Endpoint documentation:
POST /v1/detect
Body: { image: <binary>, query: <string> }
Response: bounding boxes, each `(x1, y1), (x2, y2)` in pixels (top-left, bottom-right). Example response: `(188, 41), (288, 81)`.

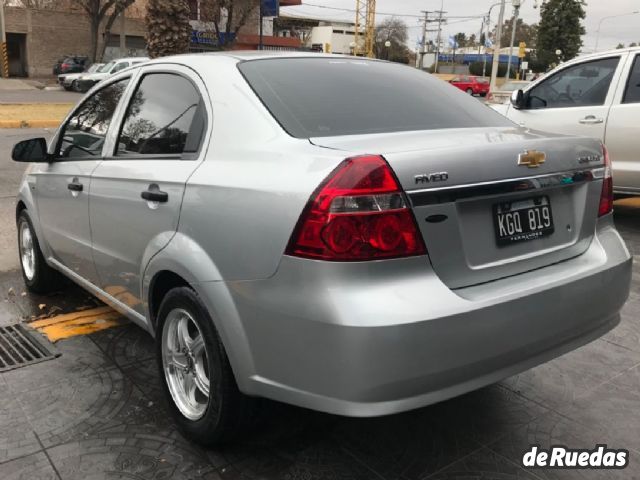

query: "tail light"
(286, 155), (426, 261)
(61, 63), (70, 69)
(598, 144), (613, 217)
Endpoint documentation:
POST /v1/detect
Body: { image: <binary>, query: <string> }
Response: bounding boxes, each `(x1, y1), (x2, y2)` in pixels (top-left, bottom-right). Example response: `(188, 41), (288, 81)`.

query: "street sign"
(261, 0), (280, 17)
(521, 61), (529, 70)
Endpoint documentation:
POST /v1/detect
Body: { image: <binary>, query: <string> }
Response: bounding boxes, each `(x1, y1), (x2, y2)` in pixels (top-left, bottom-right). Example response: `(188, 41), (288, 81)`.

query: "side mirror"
(12, 138), (50, 163)
(511, 89), (526, 109)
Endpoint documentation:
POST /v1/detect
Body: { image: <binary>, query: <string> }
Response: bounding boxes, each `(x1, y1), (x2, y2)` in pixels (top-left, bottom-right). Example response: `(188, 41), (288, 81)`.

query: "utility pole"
(433, 10), (445, 73)
(419, 11), (429, 69)
(0, 0), (8, 78)
(489, 0), (506, 94)
(505, 0), (520, 80)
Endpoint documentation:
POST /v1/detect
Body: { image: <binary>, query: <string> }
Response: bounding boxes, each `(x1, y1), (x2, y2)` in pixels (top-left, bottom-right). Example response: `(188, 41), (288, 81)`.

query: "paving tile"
(121, 357), (163, 400)
(488, 410), (640, 480)
(0, 388), (41, 464)
(1, 335), (115, 393)
(0, 452), (59, 480)
(47, 434), (220, 480)
(501, 338), (640, 411)
(218, 438), (376, 480)
(426, 384), (549, 447)
(330, 409), (481, 480)
(0, 298), (22, 327)
(425, 447), (540, 480)
(558, 369), (640, 455)
(604, 295), (640, 353)
(19, 367), (168, 449)
(89, 323), (155, 368)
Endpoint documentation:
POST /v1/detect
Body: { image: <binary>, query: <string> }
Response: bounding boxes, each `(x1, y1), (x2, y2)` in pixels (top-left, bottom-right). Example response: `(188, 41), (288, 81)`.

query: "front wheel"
(156, 287), (256, 445)
(466, 88), (474, 95)
(17, 210), (59, 293)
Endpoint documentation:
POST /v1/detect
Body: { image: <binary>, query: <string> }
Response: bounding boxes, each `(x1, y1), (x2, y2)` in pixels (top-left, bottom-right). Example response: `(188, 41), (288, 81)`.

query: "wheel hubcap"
(162, 308), (210, 420)
(19, 221), (36, 281)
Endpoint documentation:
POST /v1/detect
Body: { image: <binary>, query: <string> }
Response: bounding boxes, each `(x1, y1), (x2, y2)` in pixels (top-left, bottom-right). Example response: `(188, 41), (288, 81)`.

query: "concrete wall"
(5, 7), (146, 77)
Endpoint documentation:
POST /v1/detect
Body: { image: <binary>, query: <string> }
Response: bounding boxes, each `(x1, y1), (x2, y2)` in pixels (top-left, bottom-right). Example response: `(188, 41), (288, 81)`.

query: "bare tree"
(72, 0), (136, 62)
(206, 0), (259, 48)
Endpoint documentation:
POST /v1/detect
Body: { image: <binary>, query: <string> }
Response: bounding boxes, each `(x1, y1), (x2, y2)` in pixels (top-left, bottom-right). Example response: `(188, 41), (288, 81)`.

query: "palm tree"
(146, 0), (191, 58)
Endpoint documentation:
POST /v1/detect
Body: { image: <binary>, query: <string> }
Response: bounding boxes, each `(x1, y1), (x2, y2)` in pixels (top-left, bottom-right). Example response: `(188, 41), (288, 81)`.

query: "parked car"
(58, 63), (104, 91)
(486, 80), (531, 104)
(75, 57), (149, 92)
(491, 47), (640, 195)
(12, 53), (631, 445)
(449, 75), (491, 96)
(52, 56), (88, 75)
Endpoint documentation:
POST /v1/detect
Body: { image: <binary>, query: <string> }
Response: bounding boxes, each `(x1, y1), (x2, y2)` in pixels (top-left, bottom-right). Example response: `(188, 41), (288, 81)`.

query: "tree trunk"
(146, 0), (191, 58)
(89, 16), (101, 63)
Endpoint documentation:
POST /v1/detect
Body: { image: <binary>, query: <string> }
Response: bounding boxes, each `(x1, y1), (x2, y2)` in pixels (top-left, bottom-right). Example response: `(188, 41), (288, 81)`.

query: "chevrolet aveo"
(12, 53), (632, 445)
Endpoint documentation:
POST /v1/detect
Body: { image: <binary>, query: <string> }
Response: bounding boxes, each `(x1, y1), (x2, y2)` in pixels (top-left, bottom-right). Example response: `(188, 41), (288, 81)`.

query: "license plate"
(493, 196), (554, 246)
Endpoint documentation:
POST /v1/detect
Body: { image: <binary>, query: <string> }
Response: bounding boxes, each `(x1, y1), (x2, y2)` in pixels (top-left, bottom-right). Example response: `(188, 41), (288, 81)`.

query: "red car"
(448, 75), (490, 96)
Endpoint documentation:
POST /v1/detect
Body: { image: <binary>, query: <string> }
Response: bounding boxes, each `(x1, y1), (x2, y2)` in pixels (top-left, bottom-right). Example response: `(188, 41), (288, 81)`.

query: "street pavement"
(0, 89), (83, 104)
(1, 128), (640, 479)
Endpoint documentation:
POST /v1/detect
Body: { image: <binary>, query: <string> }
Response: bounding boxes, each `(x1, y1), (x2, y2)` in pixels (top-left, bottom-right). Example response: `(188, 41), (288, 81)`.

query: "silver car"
(12, 52), (632, 445)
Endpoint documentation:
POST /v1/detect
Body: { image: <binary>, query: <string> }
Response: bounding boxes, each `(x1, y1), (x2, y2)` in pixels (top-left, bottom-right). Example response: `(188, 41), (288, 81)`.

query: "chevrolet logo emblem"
(518, 150), (546, 168)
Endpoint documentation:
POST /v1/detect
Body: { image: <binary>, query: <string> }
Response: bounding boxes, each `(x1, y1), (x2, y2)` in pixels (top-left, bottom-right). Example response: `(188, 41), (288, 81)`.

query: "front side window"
(527, 57), (620, 109)
(623, 55), (640, 104)
(117, 73), (202, 156)
(112, 62), (129, 73)
(57, 78), (129, 158)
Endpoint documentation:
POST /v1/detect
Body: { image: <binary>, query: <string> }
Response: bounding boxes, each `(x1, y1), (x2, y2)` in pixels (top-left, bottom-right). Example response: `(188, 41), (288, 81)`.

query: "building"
(3, 2), (147, 77)
(2, 0), (302, 78)
(189, 0), (303, 52)
(274, 14), (360, 54)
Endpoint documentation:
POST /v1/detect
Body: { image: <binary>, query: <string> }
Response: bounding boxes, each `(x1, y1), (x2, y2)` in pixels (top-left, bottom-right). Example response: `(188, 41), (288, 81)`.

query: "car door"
(506, 55), (626, 139)
(34, 77), (130, 284)
(89, 65), (209, 317)
(605, 52), (640, 193)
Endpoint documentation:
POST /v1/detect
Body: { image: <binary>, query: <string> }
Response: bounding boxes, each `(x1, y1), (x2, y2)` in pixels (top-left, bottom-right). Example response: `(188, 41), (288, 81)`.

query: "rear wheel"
(157, 287), (255, 445)
(17, 210), (59, 293)
(71, 80), (78, 91)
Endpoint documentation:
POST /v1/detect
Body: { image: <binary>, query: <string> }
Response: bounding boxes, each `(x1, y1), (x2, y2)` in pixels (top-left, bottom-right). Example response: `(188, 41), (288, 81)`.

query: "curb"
(0, 120), (60, 128)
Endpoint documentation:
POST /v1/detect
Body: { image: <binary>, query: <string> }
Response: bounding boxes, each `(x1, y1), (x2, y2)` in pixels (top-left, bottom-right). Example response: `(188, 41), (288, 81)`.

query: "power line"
(284, 2), (484, 20)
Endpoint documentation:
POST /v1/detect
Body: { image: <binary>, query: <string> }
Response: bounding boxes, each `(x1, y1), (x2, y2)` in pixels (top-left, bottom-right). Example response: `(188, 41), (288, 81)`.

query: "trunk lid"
(311, 126), (605, 289)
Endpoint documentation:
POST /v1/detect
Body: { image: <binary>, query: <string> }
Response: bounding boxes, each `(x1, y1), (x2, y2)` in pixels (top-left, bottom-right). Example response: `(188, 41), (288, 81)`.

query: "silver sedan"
(11, 52), (632, 445)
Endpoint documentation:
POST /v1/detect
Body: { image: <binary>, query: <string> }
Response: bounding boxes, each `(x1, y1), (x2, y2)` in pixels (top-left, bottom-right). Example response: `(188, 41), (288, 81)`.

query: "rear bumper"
(202, 216), (631, 417)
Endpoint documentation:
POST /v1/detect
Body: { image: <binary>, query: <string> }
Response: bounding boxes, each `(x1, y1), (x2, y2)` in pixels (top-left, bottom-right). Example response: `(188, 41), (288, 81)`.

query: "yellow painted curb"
(0, 103), (73, 129)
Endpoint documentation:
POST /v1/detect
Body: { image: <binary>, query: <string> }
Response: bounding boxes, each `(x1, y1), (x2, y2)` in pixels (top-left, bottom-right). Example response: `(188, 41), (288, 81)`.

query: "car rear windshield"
(238, 58), (512, 138)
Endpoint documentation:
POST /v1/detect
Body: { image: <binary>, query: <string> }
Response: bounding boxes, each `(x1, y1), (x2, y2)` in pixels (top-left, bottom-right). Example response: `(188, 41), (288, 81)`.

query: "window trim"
(53, 76), (132, 162)
(110, 70), (207, 161)
(622, 54), (640, 104)
(525, 55), (622, 110)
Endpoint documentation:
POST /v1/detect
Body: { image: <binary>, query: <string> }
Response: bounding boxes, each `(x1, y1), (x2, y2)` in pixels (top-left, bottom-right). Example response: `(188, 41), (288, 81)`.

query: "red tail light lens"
(286, 155), (427, 261)
(598, 145), (613, 217)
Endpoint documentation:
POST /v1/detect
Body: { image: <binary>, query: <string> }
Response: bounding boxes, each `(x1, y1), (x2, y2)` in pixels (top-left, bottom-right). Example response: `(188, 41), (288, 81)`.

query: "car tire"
(466, 88), (474, 95)
(17, 210), (59, 294)
(156, 286), (256, 445)
(71, 80), (78, 92)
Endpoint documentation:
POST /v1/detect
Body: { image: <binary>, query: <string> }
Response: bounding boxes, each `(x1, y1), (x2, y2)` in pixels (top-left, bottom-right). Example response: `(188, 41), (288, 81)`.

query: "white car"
(76, 57), (149, 92)
(491, 47), (640, 195)
(58, 63), (104, 91)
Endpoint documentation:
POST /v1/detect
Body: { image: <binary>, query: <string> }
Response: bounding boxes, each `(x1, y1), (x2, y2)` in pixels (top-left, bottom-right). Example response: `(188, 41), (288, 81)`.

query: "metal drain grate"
(0, 324), (59, 372)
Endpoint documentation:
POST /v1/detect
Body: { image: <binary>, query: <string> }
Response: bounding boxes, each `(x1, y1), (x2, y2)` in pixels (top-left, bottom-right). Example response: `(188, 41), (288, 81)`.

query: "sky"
(281, 0), (640, 53)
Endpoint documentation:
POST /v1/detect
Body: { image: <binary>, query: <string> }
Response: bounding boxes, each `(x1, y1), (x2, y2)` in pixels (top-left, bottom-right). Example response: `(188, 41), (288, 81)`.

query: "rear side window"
(623, 55), (640, 104)
(238, 58), (511, 138)
(117, 73), (204, 156)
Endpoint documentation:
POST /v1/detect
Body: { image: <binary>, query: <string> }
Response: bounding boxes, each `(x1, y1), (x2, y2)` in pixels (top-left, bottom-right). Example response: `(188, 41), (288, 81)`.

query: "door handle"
(579, 115), (604, 125)
(141, 190), (168, 203)
(67, 181), (83, 192)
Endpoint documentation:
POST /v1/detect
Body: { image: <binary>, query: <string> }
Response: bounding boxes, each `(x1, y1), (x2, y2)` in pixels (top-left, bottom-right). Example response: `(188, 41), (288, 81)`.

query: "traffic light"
(519, 42), (527, 58)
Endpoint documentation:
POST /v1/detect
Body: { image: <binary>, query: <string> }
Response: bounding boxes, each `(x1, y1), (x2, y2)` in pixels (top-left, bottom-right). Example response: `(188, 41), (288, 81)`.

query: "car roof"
(569, 46), (640, 63)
